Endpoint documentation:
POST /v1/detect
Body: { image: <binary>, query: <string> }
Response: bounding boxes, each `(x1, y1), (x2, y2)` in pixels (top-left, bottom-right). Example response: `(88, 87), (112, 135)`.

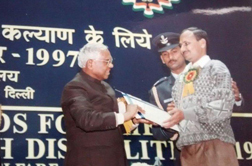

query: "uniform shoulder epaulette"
(153, 77), (168, 87)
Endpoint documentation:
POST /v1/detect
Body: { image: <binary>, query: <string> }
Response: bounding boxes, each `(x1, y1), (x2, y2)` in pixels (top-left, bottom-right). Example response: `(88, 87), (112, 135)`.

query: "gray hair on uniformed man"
(78, 42), (108, 68)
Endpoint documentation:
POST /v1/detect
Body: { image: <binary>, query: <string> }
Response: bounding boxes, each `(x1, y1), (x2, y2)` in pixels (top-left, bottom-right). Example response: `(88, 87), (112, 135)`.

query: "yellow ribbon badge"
(182, 68), (199, 97)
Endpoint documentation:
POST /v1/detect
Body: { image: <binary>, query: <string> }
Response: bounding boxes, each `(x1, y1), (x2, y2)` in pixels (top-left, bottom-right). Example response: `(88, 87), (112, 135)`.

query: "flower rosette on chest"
(183, 68), (199, 83)
(182, 68), (199, 97)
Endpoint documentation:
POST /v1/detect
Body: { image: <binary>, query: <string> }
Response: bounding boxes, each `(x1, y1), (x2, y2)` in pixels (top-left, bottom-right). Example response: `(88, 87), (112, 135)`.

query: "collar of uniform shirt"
(171, 72), (179, 79)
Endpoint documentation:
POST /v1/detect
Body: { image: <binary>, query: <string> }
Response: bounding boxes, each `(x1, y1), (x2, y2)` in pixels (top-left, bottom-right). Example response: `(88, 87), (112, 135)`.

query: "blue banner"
(0, 0), (251, 165)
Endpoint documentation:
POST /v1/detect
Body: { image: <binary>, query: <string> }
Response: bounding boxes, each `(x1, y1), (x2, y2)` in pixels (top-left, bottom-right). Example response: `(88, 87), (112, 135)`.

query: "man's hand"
(162, 108), (184, 129)
(232, 81), (241, 101)
(123, 104), (144, 122)
(170, 133), (179, 141)
(167, 102), (175, 112)
(133, 118), (153, 125)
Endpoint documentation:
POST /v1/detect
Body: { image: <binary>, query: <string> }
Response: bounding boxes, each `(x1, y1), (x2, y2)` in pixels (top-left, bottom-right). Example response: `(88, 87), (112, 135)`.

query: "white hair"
(78, 43), (108, 68)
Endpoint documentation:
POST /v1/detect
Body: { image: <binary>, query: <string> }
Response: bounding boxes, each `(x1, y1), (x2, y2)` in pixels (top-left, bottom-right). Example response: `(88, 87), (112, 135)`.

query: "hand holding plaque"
(116, 90), (180, 132)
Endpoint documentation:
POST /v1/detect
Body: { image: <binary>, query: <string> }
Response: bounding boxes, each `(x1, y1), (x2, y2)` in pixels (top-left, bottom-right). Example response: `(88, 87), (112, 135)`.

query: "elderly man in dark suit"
(61, 42), (141, 166)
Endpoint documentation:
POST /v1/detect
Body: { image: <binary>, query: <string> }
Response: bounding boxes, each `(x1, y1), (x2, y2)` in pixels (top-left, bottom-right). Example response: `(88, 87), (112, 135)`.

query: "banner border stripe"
(1, 105), (252, 117)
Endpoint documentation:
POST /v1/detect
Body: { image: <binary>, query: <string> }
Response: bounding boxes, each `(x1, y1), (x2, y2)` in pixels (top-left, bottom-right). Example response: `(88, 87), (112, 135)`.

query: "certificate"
(116, 90), (180, 132)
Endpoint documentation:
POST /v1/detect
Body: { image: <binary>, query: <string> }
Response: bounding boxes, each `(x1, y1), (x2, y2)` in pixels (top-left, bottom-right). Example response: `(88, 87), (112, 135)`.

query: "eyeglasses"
(92, 58), (113, 66)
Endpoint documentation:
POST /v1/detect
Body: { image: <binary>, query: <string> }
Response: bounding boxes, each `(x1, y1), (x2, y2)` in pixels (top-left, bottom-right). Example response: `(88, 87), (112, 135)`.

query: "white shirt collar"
(187, 55), (211, 69)
(178, 55), (211, 83)
(171, 72), (179, 79)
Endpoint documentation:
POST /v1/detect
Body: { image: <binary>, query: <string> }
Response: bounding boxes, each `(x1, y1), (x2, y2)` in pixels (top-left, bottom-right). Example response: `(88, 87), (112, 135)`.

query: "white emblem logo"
(160, 35), (170, 45)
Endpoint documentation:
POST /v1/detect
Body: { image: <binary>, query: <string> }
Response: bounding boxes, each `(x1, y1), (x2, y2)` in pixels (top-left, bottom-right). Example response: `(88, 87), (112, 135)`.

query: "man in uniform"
(149, 32), (185, 166)
(149, 32), (185, 141)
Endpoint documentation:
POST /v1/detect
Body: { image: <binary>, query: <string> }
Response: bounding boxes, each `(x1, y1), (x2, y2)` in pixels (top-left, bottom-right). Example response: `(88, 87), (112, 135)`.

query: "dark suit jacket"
(149, 75), (177, 141)
(61, 71), (127, 166)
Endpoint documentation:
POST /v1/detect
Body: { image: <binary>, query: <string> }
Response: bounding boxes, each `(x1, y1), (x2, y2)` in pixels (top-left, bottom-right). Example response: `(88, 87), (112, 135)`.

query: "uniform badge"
(160, 35), (170, 45)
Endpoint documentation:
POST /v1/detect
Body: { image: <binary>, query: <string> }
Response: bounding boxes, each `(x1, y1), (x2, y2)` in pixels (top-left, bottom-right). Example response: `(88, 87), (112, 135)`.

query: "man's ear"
(199, 38), (206, 49)
(160, 55), (165, 64)
(86, 59), (93, 69)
